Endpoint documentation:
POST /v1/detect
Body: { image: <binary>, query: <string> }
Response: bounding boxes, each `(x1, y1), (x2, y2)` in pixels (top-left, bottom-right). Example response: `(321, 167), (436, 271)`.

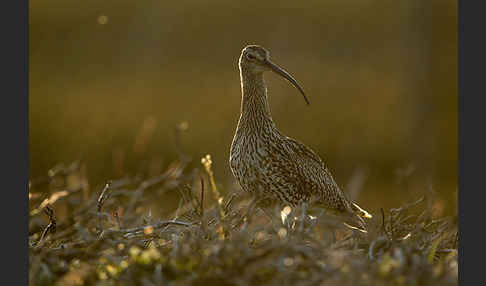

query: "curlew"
(229, 45), (372, 229)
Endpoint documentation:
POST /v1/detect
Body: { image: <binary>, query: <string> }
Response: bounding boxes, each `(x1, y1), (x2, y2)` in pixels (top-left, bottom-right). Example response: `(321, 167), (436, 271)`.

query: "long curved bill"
(264, 59), (310, 105)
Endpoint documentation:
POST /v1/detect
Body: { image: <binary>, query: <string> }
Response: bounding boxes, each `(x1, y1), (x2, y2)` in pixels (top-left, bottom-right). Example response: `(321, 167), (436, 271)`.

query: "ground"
(29, 157), (458, 286)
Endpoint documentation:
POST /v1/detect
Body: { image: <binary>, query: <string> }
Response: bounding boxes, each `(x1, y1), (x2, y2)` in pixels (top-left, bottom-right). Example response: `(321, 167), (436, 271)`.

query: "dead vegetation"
(29, 156), (458, 286)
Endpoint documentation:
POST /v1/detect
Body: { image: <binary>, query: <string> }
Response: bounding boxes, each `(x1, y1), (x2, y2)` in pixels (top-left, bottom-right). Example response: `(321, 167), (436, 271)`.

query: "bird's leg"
(240, 195), (260, 231)
(298, 201), (308, 233)
(258, 205), (275, 225)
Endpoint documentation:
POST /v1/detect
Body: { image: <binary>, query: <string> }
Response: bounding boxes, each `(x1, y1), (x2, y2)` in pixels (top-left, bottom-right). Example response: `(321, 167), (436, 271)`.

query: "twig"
(143, 238), (154, 249)
(390, 196), (424, 213)
(38, 205), (56, 246)
(200, 177), (205, 216)
(201, 155), (225, 218)
(454, 231), (458, 249)
(368, 237), (388, 260)
(224, 193), (237, 213)
(113, 211), (122, 229)
(101, 220), (193, 237)
(97, 181), (112, 212)
(173, 198), (184, 220)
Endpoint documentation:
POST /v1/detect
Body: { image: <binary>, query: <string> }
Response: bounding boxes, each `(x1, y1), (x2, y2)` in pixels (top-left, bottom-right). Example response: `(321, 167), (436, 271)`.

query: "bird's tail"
(351, 202), (372, 219)
(341, 202), (372, 233)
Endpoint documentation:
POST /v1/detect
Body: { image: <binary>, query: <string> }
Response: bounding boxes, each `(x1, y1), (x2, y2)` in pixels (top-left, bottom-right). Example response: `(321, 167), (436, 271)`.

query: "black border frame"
(459, 1), (484, 284)
(3, 0), (472, 283)
(2, 0), (29, 284)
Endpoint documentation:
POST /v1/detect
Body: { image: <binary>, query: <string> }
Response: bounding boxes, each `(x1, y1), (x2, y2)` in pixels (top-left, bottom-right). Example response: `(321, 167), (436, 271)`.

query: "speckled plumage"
(229, 45), (371, 225)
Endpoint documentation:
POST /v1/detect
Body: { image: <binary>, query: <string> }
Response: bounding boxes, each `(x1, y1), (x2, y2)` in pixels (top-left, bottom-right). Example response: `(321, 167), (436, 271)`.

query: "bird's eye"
(246, 53), (256, 60)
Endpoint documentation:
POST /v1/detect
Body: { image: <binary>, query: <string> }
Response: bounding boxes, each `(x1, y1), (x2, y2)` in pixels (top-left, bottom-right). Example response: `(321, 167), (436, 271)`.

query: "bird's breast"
(230, 130), (271, 182)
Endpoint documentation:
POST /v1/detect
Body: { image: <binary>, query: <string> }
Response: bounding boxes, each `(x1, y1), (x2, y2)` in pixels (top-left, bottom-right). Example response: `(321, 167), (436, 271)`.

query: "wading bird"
(229, 45), (372, 230)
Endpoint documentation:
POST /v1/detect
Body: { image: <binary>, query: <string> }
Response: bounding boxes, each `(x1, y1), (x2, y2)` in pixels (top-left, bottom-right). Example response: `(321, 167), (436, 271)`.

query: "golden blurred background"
(30, 0), (457, 215)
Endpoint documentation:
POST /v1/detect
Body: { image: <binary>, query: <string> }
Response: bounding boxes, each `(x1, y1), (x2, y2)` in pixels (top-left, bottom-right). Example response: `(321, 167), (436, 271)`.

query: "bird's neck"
(238, 67), (274, 129)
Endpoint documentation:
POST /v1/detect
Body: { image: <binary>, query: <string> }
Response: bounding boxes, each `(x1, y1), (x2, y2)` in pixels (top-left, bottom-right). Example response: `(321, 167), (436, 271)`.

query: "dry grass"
(29, 155), (457, 286)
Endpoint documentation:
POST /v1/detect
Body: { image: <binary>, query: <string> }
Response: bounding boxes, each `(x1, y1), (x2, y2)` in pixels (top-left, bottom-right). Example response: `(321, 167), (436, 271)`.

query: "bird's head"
(239, 45), (310, 105)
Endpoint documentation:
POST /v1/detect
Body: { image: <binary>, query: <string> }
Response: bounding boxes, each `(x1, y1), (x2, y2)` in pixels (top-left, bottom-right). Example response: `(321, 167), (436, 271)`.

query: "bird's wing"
(284, 137), (373, 219)
(280, 136), (355, 214)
